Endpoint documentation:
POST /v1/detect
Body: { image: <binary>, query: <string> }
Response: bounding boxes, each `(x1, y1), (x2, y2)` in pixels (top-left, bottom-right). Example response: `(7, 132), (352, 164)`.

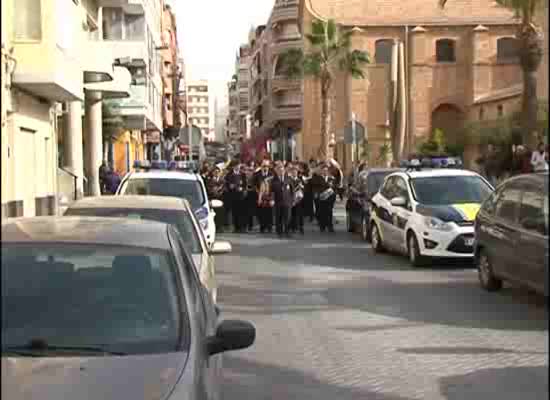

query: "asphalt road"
(217, 202), (548, 400)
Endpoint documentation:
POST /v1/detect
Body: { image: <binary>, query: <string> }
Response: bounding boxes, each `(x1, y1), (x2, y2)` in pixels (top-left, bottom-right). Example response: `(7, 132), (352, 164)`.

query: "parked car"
(346, 168), (401, 241)
(1, 216), (255, 400)
(64, 195), (230, 303)
(370, 167), (494, 267)
(116, 169), (222, 248)
(474, 172), (548, 296)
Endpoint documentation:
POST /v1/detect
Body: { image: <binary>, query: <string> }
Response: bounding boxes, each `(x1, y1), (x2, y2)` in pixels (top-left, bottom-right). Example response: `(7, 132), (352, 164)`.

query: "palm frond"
(305, 33), (325, 46)
(326, 20), (337, 43)
(339, 49), (370, 78)
(303, 52), (323, 77)
(278, 48), (305, 78)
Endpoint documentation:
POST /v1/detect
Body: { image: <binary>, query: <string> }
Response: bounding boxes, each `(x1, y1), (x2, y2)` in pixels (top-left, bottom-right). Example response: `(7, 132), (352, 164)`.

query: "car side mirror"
(211, 241), (232, 254)
(206, 320), (256, 356)
(210, 199), (223, 208)
(390, 196), (407, 207)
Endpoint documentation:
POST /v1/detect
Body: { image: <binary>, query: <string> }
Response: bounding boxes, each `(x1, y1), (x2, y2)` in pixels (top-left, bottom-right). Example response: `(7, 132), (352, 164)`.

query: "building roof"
(67, 195), (191, 212)
(473, 84), (523, 105)
(1, 217), (172, 251)
(303, 0), (519, 27)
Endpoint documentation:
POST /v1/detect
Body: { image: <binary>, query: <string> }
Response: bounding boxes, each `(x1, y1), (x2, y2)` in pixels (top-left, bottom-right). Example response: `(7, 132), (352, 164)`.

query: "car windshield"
(1, 244), (187, 356)
(64, 208), (203, 254)
(411, 176), (493, 205)
(122, 179), (205, 210)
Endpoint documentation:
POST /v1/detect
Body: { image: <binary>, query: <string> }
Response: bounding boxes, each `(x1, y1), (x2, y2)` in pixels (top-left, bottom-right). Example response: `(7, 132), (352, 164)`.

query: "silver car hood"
(2, 352), (187, 400)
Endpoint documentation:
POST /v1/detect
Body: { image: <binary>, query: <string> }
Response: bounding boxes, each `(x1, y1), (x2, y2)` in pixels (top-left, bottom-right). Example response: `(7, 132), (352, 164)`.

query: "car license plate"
(464, 238), (474, 246)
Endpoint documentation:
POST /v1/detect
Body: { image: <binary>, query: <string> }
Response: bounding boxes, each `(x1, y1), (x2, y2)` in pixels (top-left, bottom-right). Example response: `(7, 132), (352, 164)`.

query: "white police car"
(116, 161), (222, 247)
(369, 159), (494, 267)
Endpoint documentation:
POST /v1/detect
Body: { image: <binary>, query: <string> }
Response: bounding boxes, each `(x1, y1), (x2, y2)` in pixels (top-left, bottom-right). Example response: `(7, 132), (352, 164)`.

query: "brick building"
(298, 0), (523, 171)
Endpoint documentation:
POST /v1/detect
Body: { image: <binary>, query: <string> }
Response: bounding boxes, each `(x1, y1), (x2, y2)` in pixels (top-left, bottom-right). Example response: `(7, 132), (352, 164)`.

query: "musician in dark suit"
(271, 162), (293, 238)
(289, 164), (305, 234)
(310, 163), (325, 225)
(317, 164), (337, 233)
(253, 159), (274, 233)
(224, 161), (247, 233)
(207, 167), (225, 232)
(243, 166), (257, 232)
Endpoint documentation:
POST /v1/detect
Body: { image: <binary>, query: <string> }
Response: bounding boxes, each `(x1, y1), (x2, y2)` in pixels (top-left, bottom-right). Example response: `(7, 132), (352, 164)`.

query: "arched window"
(497, 37), (519, 61)
(436, 39), (456, 62)
(375, 39), (393, 64)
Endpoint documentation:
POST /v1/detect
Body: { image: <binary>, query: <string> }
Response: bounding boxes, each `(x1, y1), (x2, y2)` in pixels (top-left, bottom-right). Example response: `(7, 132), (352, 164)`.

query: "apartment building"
(245, 0), (303, 162)
(99, 0), (164, 175)
(227, 77), (240, 148)
(299, 0), (523, 171)
(1, 0), (131, 218)
(186, 80), (211, 140)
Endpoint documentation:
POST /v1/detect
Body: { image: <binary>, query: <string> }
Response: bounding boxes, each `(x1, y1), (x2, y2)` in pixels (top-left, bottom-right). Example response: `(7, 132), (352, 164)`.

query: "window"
(1, 243), (184, 354)
(164, 94), (171, 110)
(481, 188), (501, 216)
(13, 0), (42, 40)
(125, 13), (145, 40)
(436, 39), (456, 62)
(381, 177), (397, 199)
(102, 7), (123, 40)
(495, 183), (521, 223)
(519, 185), (546, 235)
(120, 179), (205, 210)
(394, 177), (410, 201)
(497, 104), (504, 117)
(479, 107), (485, 121)
(411, 176), (493, 205)
(375, 39), (393, 64)
(497, 37), (519, 61)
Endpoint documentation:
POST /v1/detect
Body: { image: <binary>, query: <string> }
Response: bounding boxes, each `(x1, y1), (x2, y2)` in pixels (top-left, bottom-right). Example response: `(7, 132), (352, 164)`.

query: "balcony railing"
(272, 106), (302, 122)
(271, 40), (302, 57)
(271, 1), (300, 26)
(104, 85), (146, 113)
(272, 76), (301, 93)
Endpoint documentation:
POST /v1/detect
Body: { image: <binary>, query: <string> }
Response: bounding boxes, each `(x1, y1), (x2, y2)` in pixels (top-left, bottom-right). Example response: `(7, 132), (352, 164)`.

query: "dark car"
(474, 173), (548, 296)
(346, 168), (401, 241)
(1, 216), (255, 400)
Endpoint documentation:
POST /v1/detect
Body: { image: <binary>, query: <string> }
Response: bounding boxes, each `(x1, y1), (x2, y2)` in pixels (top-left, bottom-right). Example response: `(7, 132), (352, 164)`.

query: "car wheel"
(371, 223), (384, 253)
(361, 216), (370, 242)
(477, 249), (503, 292)
(346, 213), (354, 233)
(407, 232), (426, 268)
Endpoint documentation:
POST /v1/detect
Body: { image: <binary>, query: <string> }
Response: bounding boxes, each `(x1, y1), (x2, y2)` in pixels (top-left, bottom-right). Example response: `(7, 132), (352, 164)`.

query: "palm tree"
(279, 19), (370, 160)
(440, 0), (544, 144)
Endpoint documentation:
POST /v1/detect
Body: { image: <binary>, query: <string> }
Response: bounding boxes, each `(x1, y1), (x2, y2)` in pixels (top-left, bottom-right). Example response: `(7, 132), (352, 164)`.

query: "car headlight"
(423, 216), (454, 232)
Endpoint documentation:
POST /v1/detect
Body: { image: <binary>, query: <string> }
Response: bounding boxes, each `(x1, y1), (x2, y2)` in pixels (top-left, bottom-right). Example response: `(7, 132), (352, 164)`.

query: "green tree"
(278, 19), (370, 160)
(440, 0), (544, 144)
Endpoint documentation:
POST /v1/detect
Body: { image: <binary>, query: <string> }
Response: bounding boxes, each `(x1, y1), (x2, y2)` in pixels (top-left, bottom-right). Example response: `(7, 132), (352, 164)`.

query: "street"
(218, 202), (548, 400)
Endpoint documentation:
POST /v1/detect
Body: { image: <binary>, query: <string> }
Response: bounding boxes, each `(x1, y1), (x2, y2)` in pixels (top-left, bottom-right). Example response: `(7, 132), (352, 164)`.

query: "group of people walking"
(202, 158), (344, 238)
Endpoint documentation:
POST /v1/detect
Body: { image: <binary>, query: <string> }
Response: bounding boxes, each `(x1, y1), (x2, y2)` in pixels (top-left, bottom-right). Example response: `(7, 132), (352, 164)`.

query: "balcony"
(97, 0), (144, 13)
(9, 0), (84, 101)
(272, 76), (301, 93)
(270, 3), (299, 26)
(272, 106), (302, 122)
(271, 40), (302, 58)
(85, 66), (132, 99)
(103, 85), (150, 129)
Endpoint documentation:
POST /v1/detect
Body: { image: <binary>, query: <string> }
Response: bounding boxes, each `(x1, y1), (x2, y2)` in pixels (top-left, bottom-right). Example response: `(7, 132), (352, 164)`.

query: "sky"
(175, 0), (275, 106)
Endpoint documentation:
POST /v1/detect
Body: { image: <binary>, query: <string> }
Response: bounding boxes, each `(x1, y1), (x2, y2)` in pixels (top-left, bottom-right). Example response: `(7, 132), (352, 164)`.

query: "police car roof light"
(151, 160), (167, 170)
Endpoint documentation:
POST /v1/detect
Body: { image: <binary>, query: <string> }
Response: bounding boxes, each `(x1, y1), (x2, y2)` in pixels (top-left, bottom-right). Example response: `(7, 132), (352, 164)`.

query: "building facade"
(186, 80), (211, 139)
(1, 0), (131, 218)
(100, 0), (164, 175)
(299, 0), (523, 171)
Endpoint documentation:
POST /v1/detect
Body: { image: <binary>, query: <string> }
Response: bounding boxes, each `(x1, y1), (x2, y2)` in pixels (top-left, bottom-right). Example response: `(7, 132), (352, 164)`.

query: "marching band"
(203, 158), (343, 237)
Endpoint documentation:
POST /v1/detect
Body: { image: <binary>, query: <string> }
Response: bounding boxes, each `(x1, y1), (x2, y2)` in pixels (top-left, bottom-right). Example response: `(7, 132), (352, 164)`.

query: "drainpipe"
(404, 25), (411, 155)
